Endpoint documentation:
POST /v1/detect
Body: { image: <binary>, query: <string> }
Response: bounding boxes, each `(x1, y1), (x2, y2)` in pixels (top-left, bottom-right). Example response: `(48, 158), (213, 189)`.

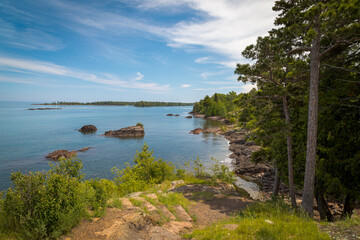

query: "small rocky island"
(46, 147), (91, 160)
(104, 124), (145, 138)
(79, 124), (97, 133)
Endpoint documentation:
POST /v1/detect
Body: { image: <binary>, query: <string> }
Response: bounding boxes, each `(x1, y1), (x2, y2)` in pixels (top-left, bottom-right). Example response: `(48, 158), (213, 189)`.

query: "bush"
(136, 122), (144, 128)
(0, 158), (87, 239)
(112, 143), (175, 195)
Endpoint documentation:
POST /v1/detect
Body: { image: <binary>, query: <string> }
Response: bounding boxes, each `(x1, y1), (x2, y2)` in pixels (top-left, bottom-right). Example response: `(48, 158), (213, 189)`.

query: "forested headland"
(37, 101), (194, 107)
(193, 0), (360, 221)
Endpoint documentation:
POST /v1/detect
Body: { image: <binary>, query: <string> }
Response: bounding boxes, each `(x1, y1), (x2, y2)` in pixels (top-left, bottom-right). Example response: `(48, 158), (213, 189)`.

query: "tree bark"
(341, 194), (355, 219)
(272, 167), (281, 198)
(316, 191), (333, 221)
(282, 95), (297, 208)
(301, 26), (321, 217)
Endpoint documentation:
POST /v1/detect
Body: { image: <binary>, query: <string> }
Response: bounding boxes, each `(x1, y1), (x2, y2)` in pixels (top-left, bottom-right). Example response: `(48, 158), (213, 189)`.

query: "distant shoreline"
(33, 101), (194, 107)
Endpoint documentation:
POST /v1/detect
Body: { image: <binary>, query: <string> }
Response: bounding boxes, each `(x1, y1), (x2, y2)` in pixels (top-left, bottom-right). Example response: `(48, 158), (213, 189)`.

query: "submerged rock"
(166, 114), (174, 116)
(78, 147), (91, 152)
(104, 125), (145, 137)
(46, 149), (77, 160)
(79, 124), (97, 133)
(189, 128), (203, 135)
(185, 116), (192, 119)
(175, 114), (180, 117)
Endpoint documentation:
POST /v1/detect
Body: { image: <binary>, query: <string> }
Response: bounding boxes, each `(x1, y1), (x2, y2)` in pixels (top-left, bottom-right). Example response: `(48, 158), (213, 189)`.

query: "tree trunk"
(282, 95), (297, 208)
(272, 167), (281, 198)
(341, 194), (355, 219)
(301, 27), (321, 217)
(316, 191), (333, 221)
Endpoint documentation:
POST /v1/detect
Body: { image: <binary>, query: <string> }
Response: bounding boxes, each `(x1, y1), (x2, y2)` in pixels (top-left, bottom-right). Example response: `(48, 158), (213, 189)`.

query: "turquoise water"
(0, 102), (231, 191)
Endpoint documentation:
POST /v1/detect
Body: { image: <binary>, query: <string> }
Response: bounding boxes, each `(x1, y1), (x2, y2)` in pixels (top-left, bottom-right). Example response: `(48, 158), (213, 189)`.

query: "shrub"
(136, 122), (144, 128)
(112, 143), (175, 195)
(0, 158), (87, 239)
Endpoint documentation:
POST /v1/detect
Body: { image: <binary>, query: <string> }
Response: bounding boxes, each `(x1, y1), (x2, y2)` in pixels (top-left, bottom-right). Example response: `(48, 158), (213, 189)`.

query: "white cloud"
(181, 84), (191, 88)
(0, 56), (170, 91)
(46, 0), (276, 67)
(241, 83), (257, 93)
(135, 72), (144, 81)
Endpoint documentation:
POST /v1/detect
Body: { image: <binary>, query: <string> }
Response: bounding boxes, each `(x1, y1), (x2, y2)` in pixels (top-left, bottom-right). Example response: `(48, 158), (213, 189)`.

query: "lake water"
(0, 102), (231, 191)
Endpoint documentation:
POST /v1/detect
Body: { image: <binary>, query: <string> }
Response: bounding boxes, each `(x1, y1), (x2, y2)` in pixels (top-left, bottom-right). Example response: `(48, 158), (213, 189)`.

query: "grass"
(185, 201), (332, 240)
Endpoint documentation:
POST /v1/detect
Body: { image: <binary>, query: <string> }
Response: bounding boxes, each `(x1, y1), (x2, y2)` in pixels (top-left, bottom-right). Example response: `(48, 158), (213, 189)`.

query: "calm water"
(0, 102), (231, 191)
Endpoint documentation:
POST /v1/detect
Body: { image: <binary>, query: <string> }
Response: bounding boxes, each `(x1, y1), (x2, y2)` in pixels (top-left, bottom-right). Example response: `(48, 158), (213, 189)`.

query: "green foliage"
(186, 201), (331, 240)
(43, 101), (194, 107)
(210, 158), (235, 184)
(193, 92), (239, 118)
(136, 122), (144, 128)
(112, 143), (175, 195)
(0, 158), (87, 239)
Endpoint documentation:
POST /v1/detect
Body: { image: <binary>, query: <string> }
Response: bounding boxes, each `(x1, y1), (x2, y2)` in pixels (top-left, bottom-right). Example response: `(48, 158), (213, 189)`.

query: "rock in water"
(79, 125), (97, 133)
(189, 128), (203, 135)
(104, 125), (145, 137)
(185, 116), (192, 118)
(166, 114), (174, 116)
(46, 149), (77, 160)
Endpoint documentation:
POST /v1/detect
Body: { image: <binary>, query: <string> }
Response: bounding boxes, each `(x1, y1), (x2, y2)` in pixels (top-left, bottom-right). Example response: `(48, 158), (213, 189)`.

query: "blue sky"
(0, 0), (276, 102)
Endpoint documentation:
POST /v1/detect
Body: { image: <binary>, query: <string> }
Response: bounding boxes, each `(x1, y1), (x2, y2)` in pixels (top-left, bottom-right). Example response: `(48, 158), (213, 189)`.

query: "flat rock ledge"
(189, 127), (221, 135)
(104, 125), (145, 138)
(28, 108), (62, 110)
(46, 147), (91, 160)
(79, 124), (97, 133)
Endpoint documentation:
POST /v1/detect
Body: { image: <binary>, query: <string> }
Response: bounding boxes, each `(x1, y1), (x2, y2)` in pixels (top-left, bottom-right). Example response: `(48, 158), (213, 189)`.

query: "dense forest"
(194, 0), (359, 220)
(38, 101), (194, 107)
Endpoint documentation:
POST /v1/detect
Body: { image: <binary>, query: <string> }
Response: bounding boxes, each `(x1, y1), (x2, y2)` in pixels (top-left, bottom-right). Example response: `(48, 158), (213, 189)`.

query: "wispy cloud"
(0, 56), (170, 91)
(181, 84), (191, 88)
(242, 83), (257, 93)
(0, 19), (63, 51)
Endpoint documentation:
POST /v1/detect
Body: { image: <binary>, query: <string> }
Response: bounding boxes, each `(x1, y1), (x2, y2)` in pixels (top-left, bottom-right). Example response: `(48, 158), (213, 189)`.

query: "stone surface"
(163, 221), (193, 234)
(79, 125), (97, 133)
(173, 205), (192, 222)
(104, 125), (145, 137)
(147, 226), (181, 240)
(46, 149), (77, 160)
(166, 114), (174, 116)
(185, 116), (193, 118)
(189, 128), (203, 135)
(78, 147), (91, 152)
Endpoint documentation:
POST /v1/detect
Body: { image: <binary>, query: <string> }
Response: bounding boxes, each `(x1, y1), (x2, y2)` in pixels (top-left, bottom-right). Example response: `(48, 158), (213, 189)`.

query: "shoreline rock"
(46, 149), (77, 160)
(166, 114), (174, 116)
(104, 125), (145, 138)
(185, 116), (192, 119)
(46, 147), (92, 160)
(79, 125), (97, 133)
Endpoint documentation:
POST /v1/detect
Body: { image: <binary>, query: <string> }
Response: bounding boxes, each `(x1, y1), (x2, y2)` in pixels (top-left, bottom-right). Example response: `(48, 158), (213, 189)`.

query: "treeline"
(195, 0), (360, 220)
(192, 92), (239, 118)
(39, 101), (194, 107)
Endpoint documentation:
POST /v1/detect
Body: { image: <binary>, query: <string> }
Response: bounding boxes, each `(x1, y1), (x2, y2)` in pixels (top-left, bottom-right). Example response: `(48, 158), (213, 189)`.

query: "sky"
(0, 0), (277, 103)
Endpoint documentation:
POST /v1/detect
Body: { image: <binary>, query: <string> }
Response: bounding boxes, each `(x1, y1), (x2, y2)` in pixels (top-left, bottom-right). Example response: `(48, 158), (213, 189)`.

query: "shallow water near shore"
(0, 102), (231, 191)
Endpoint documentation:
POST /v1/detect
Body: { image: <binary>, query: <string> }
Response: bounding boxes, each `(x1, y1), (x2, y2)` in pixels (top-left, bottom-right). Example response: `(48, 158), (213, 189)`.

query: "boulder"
(104, 125), (145, 137)
(185, 116), (192, 119)
(79, 125), (97, 133)
(46, 149), (77, 160)
(175, 114), (180, 117)
(189, 128), (203, 135)
(166, 114), (174, 116)
(78, 147), (91, 152)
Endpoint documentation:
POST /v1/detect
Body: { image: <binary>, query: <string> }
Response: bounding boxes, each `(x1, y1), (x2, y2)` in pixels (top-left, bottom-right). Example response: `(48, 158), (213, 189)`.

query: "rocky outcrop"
(166, 114), (174, 116)
(79, 125), (97, 133)
(185, 116), (192, 118)
(78, 147), (91, 152)
(189, 128), (203, 135)
(104, 125), (145, 137)
(175, 114), (180, 117)
(189, 127), (221, 135)
(46, 149), (77, 160)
